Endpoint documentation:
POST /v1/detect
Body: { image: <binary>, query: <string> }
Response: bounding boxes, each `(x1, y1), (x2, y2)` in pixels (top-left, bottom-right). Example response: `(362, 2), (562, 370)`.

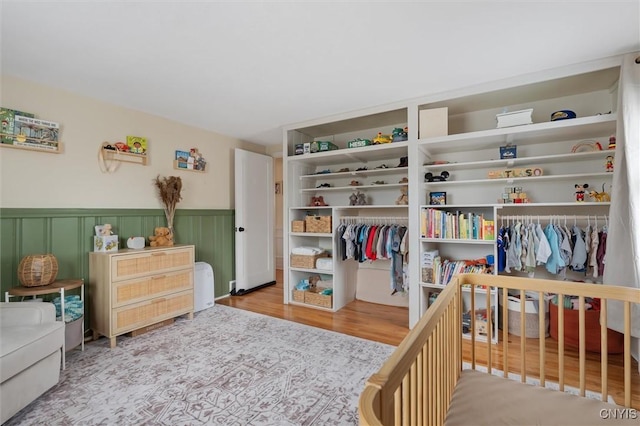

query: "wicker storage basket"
(290, 252), (330, 269)
(292, 289), (305, 303)
(304, 287), (332, 308)
(305, 215), (332, 233)
(17, 254), (58, 287)
(291, 220), (305, 233)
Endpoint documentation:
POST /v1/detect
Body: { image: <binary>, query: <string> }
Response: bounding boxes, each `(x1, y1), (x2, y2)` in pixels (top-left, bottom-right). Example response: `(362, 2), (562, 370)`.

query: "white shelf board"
(290, 232), (333, 237)
(300, 166), (408, 179)
(423, 150), (615, 171)
(287, 142), (408, 166)
(290, 267), (334, 274)
(423, 172), (612, 186)
(417, 114), (617, 155)
(420, 238), (495, 244)
(302, 182), (406, 192)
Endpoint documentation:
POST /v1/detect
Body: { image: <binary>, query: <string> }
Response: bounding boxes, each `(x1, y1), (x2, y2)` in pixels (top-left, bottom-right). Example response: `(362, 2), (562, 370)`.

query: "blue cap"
(551, 110), (576, 121)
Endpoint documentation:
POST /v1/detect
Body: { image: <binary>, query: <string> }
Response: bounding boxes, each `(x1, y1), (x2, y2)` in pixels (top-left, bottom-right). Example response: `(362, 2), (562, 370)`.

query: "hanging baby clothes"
(597, 228), (608, 276)
(505, 222), (522, 273)
(524, 223), (538, 277)
(590, 225), (600, 277)
(535, 223), (552, 265)
(337, 222), (347, 261)
(570, 225), (588, 272)
(391, 225), (407, 294)
(544, 223), (564, 274)
(497, 225), (509, 273)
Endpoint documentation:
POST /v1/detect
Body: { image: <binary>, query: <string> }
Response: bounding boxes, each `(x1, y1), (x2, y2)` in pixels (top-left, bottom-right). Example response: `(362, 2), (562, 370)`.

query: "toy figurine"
(608, 135), (616, 150)
(425, 171), (450, 182)
(606, 155), (614, 172)
(589, 184), (611, 202)
(574, 183), (589, 202)
(372, 132), (393, 144)
(392, 127), (408, 142)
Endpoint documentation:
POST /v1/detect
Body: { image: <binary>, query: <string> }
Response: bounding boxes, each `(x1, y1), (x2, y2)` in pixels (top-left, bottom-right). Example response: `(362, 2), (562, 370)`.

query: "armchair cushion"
(0, 302), (65, 382)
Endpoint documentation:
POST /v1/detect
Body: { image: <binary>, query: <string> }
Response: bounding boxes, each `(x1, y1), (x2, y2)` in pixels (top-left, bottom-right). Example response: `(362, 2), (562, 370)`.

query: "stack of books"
(421, 250), (439, 283)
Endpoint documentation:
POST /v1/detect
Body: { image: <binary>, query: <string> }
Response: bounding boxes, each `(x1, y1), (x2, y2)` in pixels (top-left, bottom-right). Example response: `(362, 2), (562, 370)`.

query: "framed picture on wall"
(429, 191), (447, 205)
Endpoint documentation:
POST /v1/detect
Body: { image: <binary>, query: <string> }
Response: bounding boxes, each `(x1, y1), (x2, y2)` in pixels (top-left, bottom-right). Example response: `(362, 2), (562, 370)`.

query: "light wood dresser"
(89, 244), (195, 348)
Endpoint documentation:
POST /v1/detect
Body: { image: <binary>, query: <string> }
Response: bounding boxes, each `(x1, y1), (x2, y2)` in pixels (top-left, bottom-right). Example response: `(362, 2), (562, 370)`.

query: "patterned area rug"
(7, 305), (395, 425)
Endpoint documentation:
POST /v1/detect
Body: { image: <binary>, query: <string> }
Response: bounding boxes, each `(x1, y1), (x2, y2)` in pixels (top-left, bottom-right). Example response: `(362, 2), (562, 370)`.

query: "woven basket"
(304, 287), (332, 308)
(18, 254), (58, 287)
(291, 220), (305, 232)
(292, 289), (305, 303)
(305, 215), (332, 233)
(290, 253), (329, 269)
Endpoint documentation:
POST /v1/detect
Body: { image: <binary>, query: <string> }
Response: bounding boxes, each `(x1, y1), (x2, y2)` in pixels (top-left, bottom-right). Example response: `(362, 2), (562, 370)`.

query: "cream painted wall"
(0, 75), (265, 209)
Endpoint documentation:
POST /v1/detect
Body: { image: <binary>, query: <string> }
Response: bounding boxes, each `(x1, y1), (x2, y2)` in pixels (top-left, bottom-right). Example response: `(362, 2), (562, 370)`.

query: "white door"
(233, 149), (275, 294)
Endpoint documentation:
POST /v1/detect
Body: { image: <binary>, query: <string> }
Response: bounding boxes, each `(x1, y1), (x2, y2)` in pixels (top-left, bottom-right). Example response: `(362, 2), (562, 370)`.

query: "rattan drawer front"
(113, 290), (193, 334)
(111, 247), (194, 281)
(112, 269), (193, 308)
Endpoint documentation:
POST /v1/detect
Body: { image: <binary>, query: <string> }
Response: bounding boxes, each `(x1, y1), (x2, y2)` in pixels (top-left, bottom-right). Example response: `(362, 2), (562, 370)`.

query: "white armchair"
(0, 302), (65, 424)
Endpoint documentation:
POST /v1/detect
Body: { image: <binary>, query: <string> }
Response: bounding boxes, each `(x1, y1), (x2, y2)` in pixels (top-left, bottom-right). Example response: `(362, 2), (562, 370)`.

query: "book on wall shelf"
(1, 110), (62, 153)
(126, 136), (147, 155)
(1, 108), (35, 144)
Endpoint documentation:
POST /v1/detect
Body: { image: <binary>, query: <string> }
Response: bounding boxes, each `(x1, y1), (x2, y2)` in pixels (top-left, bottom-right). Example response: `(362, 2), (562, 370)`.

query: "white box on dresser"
(89, 244), (195, 348)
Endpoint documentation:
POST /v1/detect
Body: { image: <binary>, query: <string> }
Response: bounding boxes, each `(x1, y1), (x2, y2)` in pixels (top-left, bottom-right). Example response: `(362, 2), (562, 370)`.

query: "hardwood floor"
(217, 270), (639, 409)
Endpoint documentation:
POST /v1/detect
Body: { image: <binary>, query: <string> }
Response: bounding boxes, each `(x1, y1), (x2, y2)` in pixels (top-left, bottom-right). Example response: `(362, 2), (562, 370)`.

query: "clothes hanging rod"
(340, 216), (408, 223)
(498, 215), (608, 220)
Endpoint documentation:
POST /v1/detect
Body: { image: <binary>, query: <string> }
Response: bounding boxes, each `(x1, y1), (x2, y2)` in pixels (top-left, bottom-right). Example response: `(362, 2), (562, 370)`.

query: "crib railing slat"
(520, 289), (526, 383)
(502, 289), (509, 378)
(558, 293), (565, 392)
(600, 299), (608, 402)
(538, 291), (546, 387)
(579, 296), (586, 397)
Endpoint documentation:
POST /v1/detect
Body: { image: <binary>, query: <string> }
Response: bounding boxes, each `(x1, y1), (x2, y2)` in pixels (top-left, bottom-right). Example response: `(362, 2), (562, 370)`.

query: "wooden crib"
(359, 274), (640, 425)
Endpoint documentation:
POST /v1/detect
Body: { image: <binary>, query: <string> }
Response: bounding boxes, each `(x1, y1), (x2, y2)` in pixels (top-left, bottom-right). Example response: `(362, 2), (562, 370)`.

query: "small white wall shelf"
(173, 160), (206, 173)
(1, 133), (63, 154)
(103, 148), (148, 165)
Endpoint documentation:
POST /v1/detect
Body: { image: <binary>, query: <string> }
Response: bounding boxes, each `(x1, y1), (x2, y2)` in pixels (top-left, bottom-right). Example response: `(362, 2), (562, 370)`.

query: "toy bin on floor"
(499, 292), (549, 338)
(549, 302), (624, 354)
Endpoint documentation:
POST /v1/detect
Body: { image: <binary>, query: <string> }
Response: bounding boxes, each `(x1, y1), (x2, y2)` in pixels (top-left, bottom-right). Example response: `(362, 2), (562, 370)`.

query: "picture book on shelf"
(0, 108), (35, 144)
(126, 136), (147, 154)
(175, 150), (190, 162)
(11, 115), (59, 150)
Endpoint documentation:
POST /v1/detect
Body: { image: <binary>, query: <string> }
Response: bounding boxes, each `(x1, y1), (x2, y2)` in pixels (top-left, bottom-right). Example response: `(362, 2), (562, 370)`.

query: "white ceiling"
(2, 1), (639, 147)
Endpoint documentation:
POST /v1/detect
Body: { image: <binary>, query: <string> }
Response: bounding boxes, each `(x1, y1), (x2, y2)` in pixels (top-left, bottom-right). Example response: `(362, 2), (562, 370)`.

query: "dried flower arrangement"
(154, 175), (182, 237)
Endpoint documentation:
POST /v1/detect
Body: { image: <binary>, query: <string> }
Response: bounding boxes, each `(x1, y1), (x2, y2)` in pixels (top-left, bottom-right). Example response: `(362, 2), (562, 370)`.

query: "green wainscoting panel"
(0, 208), (235, 332)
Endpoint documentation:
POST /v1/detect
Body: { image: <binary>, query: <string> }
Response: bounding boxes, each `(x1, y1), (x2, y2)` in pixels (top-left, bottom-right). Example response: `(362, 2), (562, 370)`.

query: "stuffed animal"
(308, 274), (321, 290)
(100, 224), (113, 236)
(349, 192), (358, 206)
(149, 226), (174, 247)
(310, 196), (328, 207)
(356, 192), (367, 205)
(396, 186), (409, 205)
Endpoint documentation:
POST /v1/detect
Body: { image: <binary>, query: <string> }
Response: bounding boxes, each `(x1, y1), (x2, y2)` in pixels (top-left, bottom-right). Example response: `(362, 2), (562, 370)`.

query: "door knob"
(237, 227), (245, 232)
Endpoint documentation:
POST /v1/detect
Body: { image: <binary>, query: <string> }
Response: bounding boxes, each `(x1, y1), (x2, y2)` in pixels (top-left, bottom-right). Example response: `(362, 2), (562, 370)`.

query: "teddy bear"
(149, 226), (174, 247)
(396, 178), (409, 205)
(309, 196), (328, 207)
(396, 186), (409, 205)
(308, 274), (321, 290)
(100, 224), (113, 236)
